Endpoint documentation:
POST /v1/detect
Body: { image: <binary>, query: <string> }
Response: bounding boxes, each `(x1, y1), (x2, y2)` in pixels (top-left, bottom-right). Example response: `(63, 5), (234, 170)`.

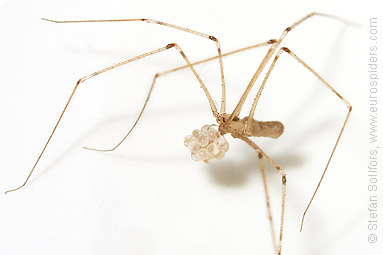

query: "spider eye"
(184, 125), (229, 163)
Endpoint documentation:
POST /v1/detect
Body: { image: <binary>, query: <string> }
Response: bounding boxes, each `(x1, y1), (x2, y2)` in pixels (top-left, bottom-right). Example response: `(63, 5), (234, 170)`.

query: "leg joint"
(166, 43), (177, 49)
(268, 39), (277, 44)
(281, 47), (290, 53)
(209, 35), (218, 42)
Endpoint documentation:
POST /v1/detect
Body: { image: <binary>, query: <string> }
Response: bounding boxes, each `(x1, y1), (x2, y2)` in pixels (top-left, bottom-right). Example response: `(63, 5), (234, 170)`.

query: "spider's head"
(184, 125), (229, 163)
(216, 113), (235, 135)
(216, 113), (228, 125)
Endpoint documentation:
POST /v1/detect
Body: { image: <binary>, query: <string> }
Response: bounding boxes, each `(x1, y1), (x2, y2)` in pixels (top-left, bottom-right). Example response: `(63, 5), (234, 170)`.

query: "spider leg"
(43, 17), (228, 113)
(258, 151), (278, 255)
(245, 46), (352, 231)
(284, 49), (352, 232)
(5, 43), (216, 194)
(232, 132), (286, 255)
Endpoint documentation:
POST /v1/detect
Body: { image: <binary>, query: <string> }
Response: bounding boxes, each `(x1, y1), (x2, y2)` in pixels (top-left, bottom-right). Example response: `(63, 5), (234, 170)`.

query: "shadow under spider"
(206, 150), (304, 187)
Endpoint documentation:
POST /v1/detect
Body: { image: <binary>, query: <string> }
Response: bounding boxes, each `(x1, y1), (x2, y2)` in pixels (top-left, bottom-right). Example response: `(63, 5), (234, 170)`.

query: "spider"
(5, 12), (352, 255)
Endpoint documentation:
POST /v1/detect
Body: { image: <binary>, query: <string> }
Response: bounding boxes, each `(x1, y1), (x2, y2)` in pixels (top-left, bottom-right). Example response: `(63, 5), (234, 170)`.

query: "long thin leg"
(222, 12), (352, 130)
(42, 18), (228, 114)
(285, 49), (352, 231)
(5, 43), (217, 194)
(258, 152), (278, 255)
(85, 40), (277, 152)
(83, 73), (159, 152)
(232, 132), (286, 255)
(245, 47), (352, 231)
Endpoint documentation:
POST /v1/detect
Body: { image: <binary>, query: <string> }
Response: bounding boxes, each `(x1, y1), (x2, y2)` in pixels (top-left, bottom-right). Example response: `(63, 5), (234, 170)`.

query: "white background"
(0, 0), (380, 255)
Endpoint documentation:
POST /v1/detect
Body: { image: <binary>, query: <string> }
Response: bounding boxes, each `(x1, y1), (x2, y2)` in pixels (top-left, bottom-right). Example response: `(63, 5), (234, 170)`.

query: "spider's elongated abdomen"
(220, 115), (284, 139)
(247, 118), (284, 139)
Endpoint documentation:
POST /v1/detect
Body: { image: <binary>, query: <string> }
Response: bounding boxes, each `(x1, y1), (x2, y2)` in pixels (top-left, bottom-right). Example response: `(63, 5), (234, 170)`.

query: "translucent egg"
(198, 134), (209, 147)
(188, 141), (200, 153)
(207, 143), (219, 156)
(201, 125), (211, 134)
(184, 135), (194, 147)
(215, 150), (225, 160)
(197, 148), (209, 161)
(191, 153), (199, 161)
(192, 129), (201, 138)
(207, 128), (218, 141)
(218, 141), (229, 152)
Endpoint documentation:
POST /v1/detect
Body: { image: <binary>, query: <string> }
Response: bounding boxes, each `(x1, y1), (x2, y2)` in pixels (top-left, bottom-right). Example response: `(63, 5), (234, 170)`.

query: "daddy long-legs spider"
(1, 6), (360, 255)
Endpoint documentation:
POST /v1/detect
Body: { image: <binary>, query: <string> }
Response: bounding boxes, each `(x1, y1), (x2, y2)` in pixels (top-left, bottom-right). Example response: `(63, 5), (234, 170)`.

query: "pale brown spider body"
(217, 114), (284, 139)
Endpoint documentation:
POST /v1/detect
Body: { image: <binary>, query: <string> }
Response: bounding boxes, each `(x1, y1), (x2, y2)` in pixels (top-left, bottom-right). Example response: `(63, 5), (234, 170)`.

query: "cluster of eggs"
(184, 125), (229, 163)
